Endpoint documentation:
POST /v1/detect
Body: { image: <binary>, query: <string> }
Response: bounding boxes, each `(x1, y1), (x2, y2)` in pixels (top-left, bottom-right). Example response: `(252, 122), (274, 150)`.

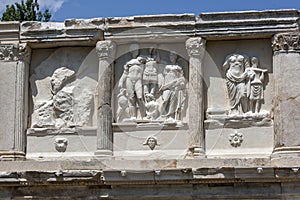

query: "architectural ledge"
(197, 9), (300, 39)
(20, 19), (105, 48)
(0, 166), (300, 186)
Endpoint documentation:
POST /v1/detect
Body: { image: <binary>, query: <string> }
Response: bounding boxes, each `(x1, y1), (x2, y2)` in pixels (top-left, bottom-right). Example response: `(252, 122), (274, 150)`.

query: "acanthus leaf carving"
(185, 37), (206, 57)
(96, 40), (116, 60)
(0, 44), (19, 61)
(272, 33), (300, 52)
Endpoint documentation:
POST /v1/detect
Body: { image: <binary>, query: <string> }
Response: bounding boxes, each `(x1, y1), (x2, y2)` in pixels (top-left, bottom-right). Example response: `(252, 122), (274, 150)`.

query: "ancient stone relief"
(116, 46), (187, 127)
(0, 44), (20, 61)
(54, 137), (68, 152)
(143, 136), (159, 150)
(229, 131), (243, 147)
(272, 33), (300, 52)
(222, 53), (268, 117)
(29, 48), (96, 129)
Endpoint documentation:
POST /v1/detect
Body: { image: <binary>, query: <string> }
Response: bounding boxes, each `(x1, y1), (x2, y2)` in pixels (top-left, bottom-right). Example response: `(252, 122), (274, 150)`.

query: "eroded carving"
(116, 48), (187, 127)
(272, 33), (300, 52)
(30, 64), (94, 129)
(186, 37), (206, 56)
(159, 52), (186, 125)
(222, 53), (268, 116)
(143, 136), (159, 150)
(229, 131), (243, 147)
(54, 137), (68, 152)
(0, 44), (19, 61)
(96, 40), (116, 60)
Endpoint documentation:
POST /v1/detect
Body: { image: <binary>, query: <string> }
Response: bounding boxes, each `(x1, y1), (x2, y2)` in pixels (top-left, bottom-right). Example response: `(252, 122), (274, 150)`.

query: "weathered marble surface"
(0, 9), (300, 199)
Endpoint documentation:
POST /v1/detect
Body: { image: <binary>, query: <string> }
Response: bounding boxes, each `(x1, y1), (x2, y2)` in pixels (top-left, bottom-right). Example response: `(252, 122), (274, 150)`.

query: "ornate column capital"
(18, 43), (31, 62)
(0, 44), (19, 61)
(185, 37), (206, 57)
(96, 40), (116, 61)
(272, 32), (300, 52)
(0, 43), (31, 62)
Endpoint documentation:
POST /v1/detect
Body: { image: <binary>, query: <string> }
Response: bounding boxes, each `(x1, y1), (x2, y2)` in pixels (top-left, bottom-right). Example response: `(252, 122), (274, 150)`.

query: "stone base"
(0, 151), (25, 161)
(94, 149), (113, 156)
(271, 147), (300, 166)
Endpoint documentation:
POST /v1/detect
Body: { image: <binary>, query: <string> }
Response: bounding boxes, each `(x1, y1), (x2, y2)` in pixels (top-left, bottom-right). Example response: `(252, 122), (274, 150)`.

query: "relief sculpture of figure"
(143, 48), (158, 96)
(248, 57), (267, 113)
(116, 47), (187, 125)
(145, 93), (159, 120)
(159, 51), (186, 125)
(222, 54), (251, 115)
(118, 45), (147, 121)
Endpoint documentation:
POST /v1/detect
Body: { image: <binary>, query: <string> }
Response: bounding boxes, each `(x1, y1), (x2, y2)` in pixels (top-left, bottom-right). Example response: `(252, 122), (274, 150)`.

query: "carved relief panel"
(203, 39), (274, 157)
(29, 47), (98, 130)
(222, 54), (268, 116)
(113, 44), (189, 128)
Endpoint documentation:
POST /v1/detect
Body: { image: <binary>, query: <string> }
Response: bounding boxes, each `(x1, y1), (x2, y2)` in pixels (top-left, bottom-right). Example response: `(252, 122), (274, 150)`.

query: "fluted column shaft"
(95, 40), (116, 156)
(185, 37), (206, 157)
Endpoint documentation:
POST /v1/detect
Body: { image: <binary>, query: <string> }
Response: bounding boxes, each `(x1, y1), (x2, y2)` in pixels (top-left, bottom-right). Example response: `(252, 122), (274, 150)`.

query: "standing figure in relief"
(222, 54), (251, 115)
(118, 45), (146, 121)
(116, 88), (129, 122)
(248, 57), (267, 113)
(143, 48), (159, 96)
(159, 51), (186, 124)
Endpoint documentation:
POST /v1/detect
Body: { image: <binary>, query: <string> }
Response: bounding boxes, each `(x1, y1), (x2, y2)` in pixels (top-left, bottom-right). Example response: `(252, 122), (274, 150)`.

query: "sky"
(1, 0), (300, 22)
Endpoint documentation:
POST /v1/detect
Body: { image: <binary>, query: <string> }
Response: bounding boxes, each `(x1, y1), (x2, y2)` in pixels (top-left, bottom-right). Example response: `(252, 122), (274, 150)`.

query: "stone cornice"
(0, 9), (299, 47)
(20, 19), (105, 48)
(272, 32), (300, 52)
(196, 9), (300, 39)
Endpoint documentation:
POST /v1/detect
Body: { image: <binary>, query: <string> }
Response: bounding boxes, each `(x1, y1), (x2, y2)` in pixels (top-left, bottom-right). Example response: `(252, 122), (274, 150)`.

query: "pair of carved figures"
(223, 54), (267, 115)
(117, 47), (186, 125)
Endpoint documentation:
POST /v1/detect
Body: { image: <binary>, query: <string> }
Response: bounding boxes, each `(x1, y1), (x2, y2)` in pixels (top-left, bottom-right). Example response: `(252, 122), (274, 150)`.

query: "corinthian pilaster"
(185, 37), (206, 157)
(95, 40), (116, 156)
(271, 32), (300, 164)
(0, 43), (31, 160)
(272, 32), (300, 53)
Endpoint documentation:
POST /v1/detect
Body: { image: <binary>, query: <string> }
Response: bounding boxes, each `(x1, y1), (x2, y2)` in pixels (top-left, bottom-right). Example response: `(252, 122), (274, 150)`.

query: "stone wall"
(0, 9), (300, 199)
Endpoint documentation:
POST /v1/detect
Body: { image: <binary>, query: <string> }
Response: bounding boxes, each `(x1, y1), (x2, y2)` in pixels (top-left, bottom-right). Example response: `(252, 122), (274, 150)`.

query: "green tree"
(1, 0), (51, 22)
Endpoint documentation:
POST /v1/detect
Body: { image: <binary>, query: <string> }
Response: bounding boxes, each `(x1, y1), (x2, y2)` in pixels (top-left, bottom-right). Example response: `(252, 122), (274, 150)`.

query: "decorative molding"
(185, 37), (206, 57)
(96, 40), (116, 60)
(18, 43), (31, 62)
(0, 44), (31, 62)
(0, 44), (19, 61)
(272, 33), (300, 52)
(54, 137), (68, 152)
(229, 131), (243, 147)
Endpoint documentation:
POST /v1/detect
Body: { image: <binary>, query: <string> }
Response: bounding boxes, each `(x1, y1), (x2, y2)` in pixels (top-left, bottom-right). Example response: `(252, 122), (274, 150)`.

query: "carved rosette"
(185, 37), (206, 57)
(229, 131), (243, 147)
(272, 33), (300, 52)
(96, 40), (116, 61)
